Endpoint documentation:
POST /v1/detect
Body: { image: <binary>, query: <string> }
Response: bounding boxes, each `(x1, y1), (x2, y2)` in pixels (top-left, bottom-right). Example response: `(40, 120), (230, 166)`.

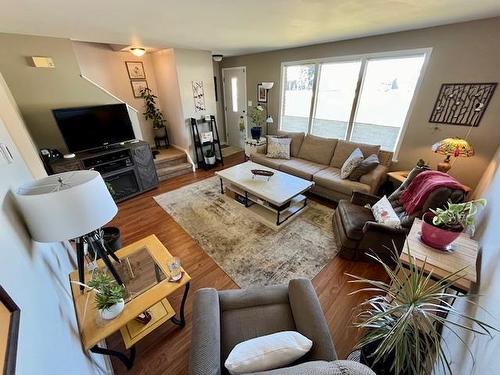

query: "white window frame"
(279, 48), (432, 159)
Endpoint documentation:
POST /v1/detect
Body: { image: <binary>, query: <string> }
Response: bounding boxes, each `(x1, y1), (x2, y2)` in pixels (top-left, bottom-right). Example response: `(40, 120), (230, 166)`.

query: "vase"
(100, 299), (125, 320)
(421, 212), (462, 251)
(250, 127), (262, 140)
(154, 126), (167, 138)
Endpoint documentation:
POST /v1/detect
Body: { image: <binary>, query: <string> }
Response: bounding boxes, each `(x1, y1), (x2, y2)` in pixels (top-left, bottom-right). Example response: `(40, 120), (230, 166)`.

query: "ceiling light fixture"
(130, 47), (146, 57)
(212, 54), (223, 62)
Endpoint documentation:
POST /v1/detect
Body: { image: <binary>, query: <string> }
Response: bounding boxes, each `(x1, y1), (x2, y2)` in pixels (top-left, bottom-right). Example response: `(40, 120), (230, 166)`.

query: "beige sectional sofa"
(251, 131), (393, 202)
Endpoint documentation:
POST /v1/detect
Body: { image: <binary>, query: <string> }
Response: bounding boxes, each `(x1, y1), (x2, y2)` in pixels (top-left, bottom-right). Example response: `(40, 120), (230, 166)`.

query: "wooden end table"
(69, 235), (191, 369)
(401, 218), (478, 294)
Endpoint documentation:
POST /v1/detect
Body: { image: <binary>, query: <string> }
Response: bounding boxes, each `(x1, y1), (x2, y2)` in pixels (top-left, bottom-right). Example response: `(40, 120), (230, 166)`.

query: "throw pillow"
(340, 148), (364, 179)
(348, 154), (380, 181)
(266, 136), (291, 159)
(371, 196), (401, 228)
(224, 331), (313, 375)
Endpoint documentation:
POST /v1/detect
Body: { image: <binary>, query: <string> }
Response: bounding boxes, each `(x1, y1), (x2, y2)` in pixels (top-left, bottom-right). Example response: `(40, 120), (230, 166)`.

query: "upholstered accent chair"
(189, 279), (375, 375)
(333, 166), (467, 265)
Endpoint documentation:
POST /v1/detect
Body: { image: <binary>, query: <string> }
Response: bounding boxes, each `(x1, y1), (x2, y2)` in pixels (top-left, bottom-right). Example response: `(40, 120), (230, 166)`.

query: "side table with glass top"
(69, 235), (191, 369)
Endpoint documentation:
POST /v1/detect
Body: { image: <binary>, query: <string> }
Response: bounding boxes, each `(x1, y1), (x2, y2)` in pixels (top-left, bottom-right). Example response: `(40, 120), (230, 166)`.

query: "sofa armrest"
(189, 289), (222, 375)
(288, 279), (337, 362)
(350, 191), (380, 206)
(362, 221), (406, 236)
(359, 164), (388, 194)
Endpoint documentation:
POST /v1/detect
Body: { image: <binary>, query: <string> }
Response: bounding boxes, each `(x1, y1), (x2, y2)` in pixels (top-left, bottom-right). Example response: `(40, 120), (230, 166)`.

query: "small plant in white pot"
(204, 149), (216, 165)
(85, 272), (125, 320)
(421, 199), (486, 250)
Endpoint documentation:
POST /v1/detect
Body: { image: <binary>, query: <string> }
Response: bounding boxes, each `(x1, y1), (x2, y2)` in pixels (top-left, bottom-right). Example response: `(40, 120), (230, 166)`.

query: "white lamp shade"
(266, 116), (274, 124)
(261, 82), (274, 90)
(15, 170), (118, 242)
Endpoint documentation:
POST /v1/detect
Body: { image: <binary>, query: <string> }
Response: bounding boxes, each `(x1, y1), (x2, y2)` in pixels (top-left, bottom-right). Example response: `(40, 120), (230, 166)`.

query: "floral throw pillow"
(371, 196), (401, 228)
(340, 148), (364, 179)
(266, 137), (291, 159)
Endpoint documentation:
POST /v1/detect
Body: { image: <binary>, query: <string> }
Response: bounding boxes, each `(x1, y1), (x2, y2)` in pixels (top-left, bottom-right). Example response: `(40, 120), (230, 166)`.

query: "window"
(231, 77), (238, 112)
(280, 51), (427, 152)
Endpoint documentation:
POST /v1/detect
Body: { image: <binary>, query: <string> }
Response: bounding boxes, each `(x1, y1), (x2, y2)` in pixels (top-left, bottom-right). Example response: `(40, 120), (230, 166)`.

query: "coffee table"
(215, 161), (314, 227)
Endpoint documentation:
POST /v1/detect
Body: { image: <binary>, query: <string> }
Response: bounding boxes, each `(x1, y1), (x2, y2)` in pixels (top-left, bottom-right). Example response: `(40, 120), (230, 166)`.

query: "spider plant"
(347, 243), (496, 375)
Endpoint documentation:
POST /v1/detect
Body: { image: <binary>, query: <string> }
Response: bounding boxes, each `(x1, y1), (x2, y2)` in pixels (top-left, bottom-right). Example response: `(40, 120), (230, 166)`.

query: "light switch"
(31, 56), (55, 68)
(248, 100), (252, 107)
(0, 143), (13, 165)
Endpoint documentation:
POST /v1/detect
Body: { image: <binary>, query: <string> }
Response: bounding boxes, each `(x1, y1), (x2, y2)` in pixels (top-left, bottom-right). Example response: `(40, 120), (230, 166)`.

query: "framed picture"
(1, 286), (20, 375)
(125, 61), (146, 79)
(257, 84), (267, 103)
(429, 82), (497, 127)
(192, 80), (206, 111)
(130, 80), (148, 98)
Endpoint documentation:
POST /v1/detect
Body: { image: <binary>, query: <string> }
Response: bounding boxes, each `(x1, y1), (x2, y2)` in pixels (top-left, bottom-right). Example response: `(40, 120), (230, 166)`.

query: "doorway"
(222, 67), (247, 149)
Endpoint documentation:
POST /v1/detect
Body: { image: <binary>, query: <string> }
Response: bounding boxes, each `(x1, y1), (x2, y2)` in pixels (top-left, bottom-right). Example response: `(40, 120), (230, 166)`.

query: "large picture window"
(280, 50), (428, 153)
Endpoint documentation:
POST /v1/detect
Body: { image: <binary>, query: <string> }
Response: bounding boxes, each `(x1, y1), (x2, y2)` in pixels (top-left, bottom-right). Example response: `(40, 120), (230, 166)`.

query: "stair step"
(157, 163), (193, 181)
(154, 155), (188, 168)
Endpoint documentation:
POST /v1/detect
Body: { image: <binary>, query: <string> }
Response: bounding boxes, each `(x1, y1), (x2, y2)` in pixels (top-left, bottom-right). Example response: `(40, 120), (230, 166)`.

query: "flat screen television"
(53, 103), (135, 153)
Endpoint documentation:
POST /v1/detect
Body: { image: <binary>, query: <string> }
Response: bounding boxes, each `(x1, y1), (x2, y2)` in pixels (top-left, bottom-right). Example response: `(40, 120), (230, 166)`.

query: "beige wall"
(222, 17), (500, 189)
(437, 146), (500, 374)
(72, 42), (159, 145)
(152, 48), (217, 160)
(151, 49), (186, 150)
(0, 72), (106, 374)
(0, 33), (120, 152)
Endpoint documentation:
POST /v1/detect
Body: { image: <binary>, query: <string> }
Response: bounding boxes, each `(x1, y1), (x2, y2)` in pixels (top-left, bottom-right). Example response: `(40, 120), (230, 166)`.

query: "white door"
(222, 67), (247, 149)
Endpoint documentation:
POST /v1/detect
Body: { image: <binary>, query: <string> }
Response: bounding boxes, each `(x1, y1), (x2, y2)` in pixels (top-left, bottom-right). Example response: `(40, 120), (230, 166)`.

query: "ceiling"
(1, 0), (500, 56)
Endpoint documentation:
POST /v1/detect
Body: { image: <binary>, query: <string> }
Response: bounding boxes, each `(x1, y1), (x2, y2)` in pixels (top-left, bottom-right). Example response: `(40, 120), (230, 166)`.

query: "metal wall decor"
(429, 83), (497, 127)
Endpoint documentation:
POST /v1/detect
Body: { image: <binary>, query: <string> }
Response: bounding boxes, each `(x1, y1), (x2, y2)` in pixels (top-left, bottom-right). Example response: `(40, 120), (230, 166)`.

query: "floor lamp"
(15, 170), (123, 290)
(262, 81), (274, 134)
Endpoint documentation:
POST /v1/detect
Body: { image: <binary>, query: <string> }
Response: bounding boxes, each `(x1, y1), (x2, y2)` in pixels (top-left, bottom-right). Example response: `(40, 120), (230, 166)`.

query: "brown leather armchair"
(333, 167), (466, 265)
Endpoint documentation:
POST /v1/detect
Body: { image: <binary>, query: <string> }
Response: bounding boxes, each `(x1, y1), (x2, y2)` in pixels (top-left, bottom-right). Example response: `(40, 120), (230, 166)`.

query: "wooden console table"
(401, 218), (478, 294)
(69, 235), (190, 369)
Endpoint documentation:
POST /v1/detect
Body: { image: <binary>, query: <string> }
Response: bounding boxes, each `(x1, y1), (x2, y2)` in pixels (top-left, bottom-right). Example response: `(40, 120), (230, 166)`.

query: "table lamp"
(431, 137), (474, 173)
(15, 170), (123, 289)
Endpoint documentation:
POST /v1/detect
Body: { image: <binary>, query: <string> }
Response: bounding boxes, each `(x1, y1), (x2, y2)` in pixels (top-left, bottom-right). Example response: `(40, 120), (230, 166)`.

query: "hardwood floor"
(107, 152), (385, 375)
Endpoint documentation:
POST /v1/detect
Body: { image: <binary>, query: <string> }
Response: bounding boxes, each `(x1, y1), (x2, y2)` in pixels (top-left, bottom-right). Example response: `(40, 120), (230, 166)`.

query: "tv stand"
(48, 141), (159, 202)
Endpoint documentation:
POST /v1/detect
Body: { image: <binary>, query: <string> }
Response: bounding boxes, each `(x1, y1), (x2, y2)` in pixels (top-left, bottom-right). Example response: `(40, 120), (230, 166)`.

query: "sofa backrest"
(276, 130), (305, 157)
(330, 140), (380, 168)
(297, 134), (338, 165)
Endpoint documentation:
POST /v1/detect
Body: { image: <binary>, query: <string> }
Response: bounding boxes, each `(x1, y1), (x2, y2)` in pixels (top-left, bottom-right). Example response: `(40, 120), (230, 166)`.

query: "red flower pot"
(421, 212), (462, 251)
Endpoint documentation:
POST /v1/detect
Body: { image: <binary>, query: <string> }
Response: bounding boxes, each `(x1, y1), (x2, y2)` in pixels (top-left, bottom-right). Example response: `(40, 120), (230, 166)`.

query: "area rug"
(154, 177), (337, 288)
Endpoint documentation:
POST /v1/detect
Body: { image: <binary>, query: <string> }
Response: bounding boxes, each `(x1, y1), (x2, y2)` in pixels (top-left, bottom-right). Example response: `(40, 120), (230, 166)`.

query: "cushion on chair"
(330, 140), (380, 168)
(219, 286), (296, 362)
(340, 148), (364, 179)
(247, 360), (376, 375)
(280, 158), (328, 180)
(297, 134), (338, 165)
(224, 331), (312, 374)
(371, 196), (401, 228)
(349, 154), (380, 181)
(252, 153), (288, 170)
(277, 130), (305, 157)
(267, 137), (292, 159)
(313, 168), (370, 196)
(336, 200), (376, 241)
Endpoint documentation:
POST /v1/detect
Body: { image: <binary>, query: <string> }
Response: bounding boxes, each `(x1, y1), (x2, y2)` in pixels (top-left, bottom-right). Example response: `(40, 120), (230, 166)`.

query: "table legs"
(171, 282), (190, 327)
(91, 345), (136, 369)
(219, 177), (224, 194)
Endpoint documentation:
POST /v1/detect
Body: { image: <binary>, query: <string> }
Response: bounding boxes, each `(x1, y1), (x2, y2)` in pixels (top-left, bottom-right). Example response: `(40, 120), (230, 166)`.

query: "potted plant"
(248, 105), (266, 140)
(421, 199), (486, 250)
(348, 246), (496, 375)
(74, 272), (125, 320)
(140, 87), (167, 138)
(204, 149), (216, 165)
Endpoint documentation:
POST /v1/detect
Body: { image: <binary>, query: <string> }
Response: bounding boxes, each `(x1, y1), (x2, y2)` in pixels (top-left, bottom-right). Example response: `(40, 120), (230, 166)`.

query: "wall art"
(0, 285), (20, 375)
(125, 61), (146, 79)
(192, 81), (206, 111)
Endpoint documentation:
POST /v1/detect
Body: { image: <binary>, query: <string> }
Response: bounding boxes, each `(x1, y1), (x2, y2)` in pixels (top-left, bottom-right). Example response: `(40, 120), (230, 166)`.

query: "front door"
(222, 67), (247, 149)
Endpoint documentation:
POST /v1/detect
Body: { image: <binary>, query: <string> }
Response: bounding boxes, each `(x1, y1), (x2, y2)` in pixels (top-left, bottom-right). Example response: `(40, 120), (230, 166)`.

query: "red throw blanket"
(400, 170), (465, 215)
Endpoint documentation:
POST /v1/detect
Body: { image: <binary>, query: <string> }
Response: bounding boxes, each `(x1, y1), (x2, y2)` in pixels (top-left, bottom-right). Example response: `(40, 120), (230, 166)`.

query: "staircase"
(154, 148), (193, 182)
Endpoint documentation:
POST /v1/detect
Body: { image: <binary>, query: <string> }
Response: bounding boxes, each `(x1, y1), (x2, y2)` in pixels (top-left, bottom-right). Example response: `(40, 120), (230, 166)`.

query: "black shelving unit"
(190, 115), (224, 170)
